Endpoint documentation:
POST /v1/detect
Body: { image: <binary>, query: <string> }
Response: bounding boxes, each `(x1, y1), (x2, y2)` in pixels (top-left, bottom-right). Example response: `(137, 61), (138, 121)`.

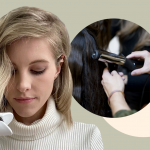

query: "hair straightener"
(92, 49), (144, 72)
(92, 49), (150, 109)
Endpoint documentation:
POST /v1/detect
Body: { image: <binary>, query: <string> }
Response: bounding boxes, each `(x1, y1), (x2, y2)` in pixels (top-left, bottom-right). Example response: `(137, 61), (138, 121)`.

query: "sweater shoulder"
(69, 122), (103, 150)
(61, 121), (101, 140)
(72, 121), (97, 132)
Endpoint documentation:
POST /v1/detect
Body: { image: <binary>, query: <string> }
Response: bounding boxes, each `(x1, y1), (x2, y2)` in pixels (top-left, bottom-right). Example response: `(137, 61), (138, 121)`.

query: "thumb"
(102, 67), (110, 79)
(131, 68), (146, 76)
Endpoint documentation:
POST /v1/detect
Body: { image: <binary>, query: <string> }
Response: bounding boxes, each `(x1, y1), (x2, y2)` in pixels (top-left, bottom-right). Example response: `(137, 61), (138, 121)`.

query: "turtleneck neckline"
(8, 96), (64, 141)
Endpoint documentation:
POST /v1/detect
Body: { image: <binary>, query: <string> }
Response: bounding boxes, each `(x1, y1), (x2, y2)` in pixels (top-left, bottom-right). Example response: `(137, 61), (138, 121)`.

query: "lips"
(14, 97), (36, 103)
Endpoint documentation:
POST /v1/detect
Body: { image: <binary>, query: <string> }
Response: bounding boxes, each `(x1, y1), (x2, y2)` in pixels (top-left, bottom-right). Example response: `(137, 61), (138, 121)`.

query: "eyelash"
(11, 69), (46, 76)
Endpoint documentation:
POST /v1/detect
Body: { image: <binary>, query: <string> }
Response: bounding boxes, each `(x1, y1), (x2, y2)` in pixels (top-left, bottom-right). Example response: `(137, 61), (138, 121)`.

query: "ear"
(54, 58), (64, 80)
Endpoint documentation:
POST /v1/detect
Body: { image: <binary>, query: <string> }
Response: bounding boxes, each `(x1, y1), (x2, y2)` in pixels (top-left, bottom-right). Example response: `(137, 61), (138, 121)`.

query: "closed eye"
(31, 69), (46, 75)
(11, 69), (46, 76)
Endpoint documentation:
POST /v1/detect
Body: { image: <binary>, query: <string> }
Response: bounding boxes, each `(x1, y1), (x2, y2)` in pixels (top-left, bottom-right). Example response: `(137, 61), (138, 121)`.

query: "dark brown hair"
(68, 26), (111, 117)
(117, 20), (150, 52)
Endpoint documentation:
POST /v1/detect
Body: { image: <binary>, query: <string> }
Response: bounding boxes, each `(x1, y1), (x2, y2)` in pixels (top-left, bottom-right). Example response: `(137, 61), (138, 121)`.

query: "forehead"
(6, 38), (54, 65)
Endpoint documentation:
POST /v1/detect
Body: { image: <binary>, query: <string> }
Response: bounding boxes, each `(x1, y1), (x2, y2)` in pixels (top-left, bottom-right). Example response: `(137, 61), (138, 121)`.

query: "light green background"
(0, 0), (150, 149)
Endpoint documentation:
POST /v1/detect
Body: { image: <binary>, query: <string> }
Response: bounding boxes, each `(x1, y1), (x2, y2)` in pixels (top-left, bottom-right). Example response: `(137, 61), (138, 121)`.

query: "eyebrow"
(12, 59), (49, 66)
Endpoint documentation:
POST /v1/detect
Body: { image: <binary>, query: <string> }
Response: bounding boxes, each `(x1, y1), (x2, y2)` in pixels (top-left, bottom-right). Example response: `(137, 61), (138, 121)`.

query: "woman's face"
(5, 38), (60, 120)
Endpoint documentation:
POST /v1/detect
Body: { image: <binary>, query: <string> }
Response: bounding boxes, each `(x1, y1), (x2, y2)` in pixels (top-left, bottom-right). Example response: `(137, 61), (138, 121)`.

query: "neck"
(13, 102), (47, 125)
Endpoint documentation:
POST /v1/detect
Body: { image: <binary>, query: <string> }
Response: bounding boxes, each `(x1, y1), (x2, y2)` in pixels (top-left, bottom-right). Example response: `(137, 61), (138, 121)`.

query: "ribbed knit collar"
(7, 97), (63, 141)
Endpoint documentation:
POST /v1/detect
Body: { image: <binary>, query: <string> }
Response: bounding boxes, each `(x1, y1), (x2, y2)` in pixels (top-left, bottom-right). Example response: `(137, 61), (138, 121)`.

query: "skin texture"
(101, 68), (130, 116)
(101, 49), (150, 115)
(127, 50), (150, 76)
(5, 38), (62, 125)
(101, 68), (125, 97)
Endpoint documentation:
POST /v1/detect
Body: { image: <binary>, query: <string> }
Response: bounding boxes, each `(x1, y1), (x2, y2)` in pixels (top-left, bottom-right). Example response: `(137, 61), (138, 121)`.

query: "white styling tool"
(0, 112), (13, 136)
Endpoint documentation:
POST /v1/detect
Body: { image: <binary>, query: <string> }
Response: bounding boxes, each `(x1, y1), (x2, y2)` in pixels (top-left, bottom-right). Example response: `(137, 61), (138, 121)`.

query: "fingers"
(121, 76), (125, 80)
(118, 72), (124, 76)
(103, 68), (122, 78)
(102, 68), (125, 80)
(111, 70), (125, 82)
(111, 70), (118, 76)
(131, 68), (147, 76)
(102, 67), (110, 79)
(127, 51), (150, 75)
(126, 50), (149, 59)
(118, 72), (124, 79)
(118, 72), (125, 80)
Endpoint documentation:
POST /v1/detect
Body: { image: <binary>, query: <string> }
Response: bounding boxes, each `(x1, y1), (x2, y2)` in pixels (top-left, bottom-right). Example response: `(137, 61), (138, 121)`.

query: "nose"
(16, 73), (31, 93)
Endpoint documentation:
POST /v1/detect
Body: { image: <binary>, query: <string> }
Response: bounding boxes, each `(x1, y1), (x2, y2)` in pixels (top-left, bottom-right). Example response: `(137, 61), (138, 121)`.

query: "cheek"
(5, 79), (15, 98)
(5, 68), (57, 101)
(35, 71), (56, 95)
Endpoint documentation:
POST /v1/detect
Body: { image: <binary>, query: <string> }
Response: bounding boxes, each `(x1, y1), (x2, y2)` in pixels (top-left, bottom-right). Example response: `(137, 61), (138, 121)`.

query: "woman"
(0, 7), (103, 149)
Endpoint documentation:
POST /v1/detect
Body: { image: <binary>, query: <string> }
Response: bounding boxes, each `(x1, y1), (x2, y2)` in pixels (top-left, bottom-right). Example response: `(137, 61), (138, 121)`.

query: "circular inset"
(68, 19), (150, 118)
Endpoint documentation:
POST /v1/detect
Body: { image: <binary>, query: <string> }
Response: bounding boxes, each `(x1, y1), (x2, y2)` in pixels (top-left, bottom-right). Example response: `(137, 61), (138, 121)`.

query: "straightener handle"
(123, 58), (138, 71)
(130, 59), (144, 66)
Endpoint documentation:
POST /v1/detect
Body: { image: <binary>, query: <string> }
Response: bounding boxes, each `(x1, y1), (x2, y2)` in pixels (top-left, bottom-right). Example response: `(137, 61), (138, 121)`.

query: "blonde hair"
(117, 20), (150, 52)
(0, 7), (73, 126)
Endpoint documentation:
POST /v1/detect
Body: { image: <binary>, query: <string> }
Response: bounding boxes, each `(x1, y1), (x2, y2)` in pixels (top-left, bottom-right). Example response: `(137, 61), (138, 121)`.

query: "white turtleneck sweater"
(0, 97), (103, 150)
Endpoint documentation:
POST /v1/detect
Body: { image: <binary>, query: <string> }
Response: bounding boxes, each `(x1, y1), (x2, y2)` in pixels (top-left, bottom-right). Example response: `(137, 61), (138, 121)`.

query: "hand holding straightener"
(127, 50), (150, 76)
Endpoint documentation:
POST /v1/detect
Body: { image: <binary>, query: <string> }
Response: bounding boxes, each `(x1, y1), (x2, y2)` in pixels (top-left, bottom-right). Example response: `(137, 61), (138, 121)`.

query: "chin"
(14, 108), (37, 118)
